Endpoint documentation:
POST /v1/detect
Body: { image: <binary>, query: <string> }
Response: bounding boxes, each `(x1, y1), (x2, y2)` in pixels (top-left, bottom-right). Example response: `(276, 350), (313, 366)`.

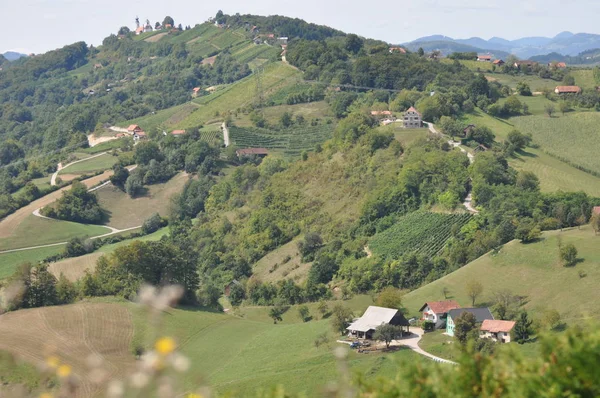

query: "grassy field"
(48, 227), (168, 281)
(0, 245), (65, 280)
(58, 153), (118, 175)
(252, 239), (311, 284)
(0, 215), (108, 251)
(402, 225), (600, 323)
(511, 112), (600, 175)
(418, 330), (461, 361)
(123, 103), (199, 135)
(441, 58), (494, 72)
(96, 172), (189, 229)
(369, 212), (472, 260)
(0, 302), (135, 397)
(0, 350), (49, 393)
(461, 109), (600, 196)
(570, 69), (597, 90)
(233, 101), (332, 127)
(376, 124), (429, 147)
(497, 95), (557, 116)
(485, 74), (558, 91)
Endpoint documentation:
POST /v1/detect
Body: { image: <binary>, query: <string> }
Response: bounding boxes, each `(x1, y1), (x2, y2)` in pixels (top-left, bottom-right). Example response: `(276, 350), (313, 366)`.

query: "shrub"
(142, 212), (166, 234)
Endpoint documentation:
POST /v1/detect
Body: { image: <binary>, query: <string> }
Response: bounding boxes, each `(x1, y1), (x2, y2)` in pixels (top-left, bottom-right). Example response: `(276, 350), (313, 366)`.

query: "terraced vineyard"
(200, 129), (222, 146)
(233, 44), (279, 64)
(369, 211), (473, 259)
(229, 124), (335, 156)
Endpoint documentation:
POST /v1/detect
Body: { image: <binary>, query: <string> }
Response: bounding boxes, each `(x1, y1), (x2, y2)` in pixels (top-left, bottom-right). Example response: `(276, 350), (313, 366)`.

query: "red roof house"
(171, 130), (186, 136)
(477, 55), (492, 61)
(480, 319), (516, 343)
(555, 86), (581, 94)
(493, 59), (505, 65)
(419, 300), (461, 328)
(389, 47), (407, 54)
(127, 124), (142, 133)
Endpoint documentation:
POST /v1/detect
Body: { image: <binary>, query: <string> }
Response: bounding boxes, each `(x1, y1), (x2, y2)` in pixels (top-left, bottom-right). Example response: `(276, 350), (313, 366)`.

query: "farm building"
(192, 87), (201, 97)
(370, 110), (393, 117)
(480, 319), (516, 343)
(493, 59), (505, 66)
(419, 300), (461, 329)
(389, 47), (407, 54)
(446, 308), (494, 337)
(236, 148), (269, 158)
(403, 106), (422, 128)
(555, 86), (581, 94)
(477, 55), (492, 62)
(171, 130), (186, 136)
(549, 62), (567, 68)
(127, 124), (142, 134)
(133, 131), (147, 141)
(514, 60), (538, 69)
(347, 306), (410, 340)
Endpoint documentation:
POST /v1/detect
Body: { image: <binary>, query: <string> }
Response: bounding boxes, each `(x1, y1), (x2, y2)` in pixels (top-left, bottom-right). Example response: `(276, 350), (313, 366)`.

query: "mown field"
(485, 74), (558, 91)
(0, 245), (65, 280)
(402, 225), (600, 323)
(440, 58), (494, 72)
(376, 124), (429, 147)
(369, 212), (472, 260)
(570, 69), (597, 90)
(58, 153), (118, 175)
(252, 239), (311, 284)
(511, 112), (600, 175)
(497, 95), (557, 116)
(95, 172), (190, 229)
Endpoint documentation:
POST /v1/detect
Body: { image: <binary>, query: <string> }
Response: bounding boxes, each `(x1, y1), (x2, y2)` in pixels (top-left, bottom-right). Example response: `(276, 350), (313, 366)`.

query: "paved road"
(393, 328), (457, 365)
(222, 122), (230, 147)
(50, 152), (108, 186)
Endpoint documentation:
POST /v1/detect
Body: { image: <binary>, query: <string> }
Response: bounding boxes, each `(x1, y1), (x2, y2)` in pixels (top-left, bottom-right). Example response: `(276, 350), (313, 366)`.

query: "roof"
(480, 319), (516, 333)
(419, 300), (461, 314)
(347, 306), (399, 332)
(135, 131), (146, 137)
(449, 308), (494, 323)
(555, 86), (581, 93)
(493, 59), (504, 64)
(236, 148), (269, 156)
(171, 130), (186, 135)
(389, 47), (407, 53)
(127, 124), (141, 131)
(371, 110), (392, 116)
(135, 26), (144, 34)
(406, 106), (422, 116)
(193, 87), (201, 92)
(477, 55), (492, 60)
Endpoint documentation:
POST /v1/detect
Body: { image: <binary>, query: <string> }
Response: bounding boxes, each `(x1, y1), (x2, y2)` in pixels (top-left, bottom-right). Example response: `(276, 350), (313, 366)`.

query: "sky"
(2, 0), (600, 54)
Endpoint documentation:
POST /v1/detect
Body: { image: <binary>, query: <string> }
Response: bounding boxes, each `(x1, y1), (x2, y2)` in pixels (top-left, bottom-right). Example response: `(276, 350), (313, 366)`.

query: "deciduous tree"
(373, 324), (402, 348)
(466, 280), (483, 306)
(454, 311), (477, 345)
(330, 304), (353, 335)
(559, 243), (578, 267)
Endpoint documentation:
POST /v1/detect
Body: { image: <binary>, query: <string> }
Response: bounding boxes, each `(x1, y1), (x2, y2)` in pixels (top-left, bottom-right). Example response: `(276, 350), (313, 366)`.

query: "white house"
(403, 106), (422, 128)
(133, 131), (147, 141)
(480, 319), (516, 343)
(419, 300), (461, 329)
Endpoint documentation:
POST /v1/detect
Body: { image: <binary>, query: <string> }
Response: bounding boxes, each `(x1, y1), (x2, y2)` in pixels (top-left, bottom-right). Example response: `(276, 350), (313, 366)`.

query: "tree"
(215, 10), (225, 24)
(542, 309), (561, 331)
(297, 232), (322, 261)
(298, 305), (311, 322)
(544, 103), (555, 117)
(516, 171), (540, 191)
(125, 172), (143, 198)
(512, 312), (533, 344)
(41, 181), (104, 224)
(466, 280), (483, 306)
(228, 283), (245, 306)
(345, 34), (364, 54)
(375, 287), (404, 310)
(373, 324), (402, 348)
(454, 311), (477, 345)
(562, 74), (575, 86)
(503, 96), (523, 115)
(56, 273), (78, 304)
(516, 82), (532, 96)
(162, 16), (175, 27)
(559, 101), (570, 115)
(317, 300), (329, 319)
(330, 304), (353, 335)
(417, 47), (425, 57)
(269, 303), (287, 324)
(142, 212), (165, 234)
(515, 218), (541, 243)
(280, 111), (293, 128)
(468, 126), (495, 147)
(559, 243), (578, 267)
(134, 141), (162, 165)
(110, 163), (129, 190)
(118, 26), (130, 36)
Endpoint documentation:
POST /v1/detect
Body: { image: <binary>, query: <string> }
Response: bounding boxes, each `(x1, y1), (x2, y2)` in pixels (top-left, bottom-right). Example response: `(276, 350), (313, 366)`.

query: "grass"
(122, 103), (198, 134)
(234, 101), (332, 127)
(0, 215), (108, 251)
(0, 350), (49, 393)
(402, 225), (600, 323)
(461, 109), (600, 196)
(58, 153), (118, 175)
(511, 112), (600, 175)
(498, 95), (557, 116)
(252, 239), (311, 284)
(0, 245), (65, 280)
(369, 212), (472, 259)
(485, 74), (558, 91)
(95, 172), (190, 229)
(418, 330), (460, 361)
(129, 297), (422, 397)
(570, 69), (597, 90)
(376, 124), (429, 147)
(441, 59), (494, 72)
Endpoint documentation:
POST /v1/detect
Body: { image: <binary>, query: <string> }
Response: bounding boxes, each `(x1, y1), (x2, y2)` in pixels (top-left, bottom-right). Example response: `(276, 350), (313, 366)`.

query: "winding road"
(50, 152), (108, 186)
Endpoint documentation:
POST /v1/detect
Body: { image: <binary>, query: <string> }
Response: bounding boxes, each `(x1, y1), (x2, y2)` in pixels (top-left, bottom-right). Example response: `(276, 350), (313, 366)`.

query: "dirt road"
(51, 152), (108, 186)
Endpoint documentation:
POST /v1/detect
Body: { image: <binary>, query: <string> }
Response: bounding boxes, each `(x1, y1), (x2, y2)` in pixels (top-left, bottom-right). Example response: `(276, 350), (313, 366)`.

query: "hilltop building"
(347, 306), (410, 340)
(403, 106), (422, 128)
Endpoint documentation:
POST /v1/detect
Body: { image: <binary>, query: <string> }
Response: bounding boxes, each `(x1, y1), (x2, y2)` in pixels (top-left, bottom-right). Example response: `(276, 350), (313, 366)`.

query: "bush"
(559, 243), (578, 267)
(141, 212), (166, 234)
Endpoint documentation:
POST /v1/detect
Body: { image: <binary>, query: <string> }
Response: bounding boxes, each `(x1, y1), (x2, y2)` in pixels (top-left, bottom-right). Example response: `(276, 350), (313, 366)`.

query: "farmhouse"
(419, 300), (461, 329)
(192, 87), (201, 97)
(549, 62), (567, 68)
(477, 55), (492, 62)
(127, 124), (142, 134)
(403, 106), (422, 128)
(389, 47), (407, 54)
(347, 306), (410, 340)
(480, 319), (516, 343)
(236, 148), (269, 158)
(514, 60), (538, 69)
(555, 86), (581, 94)
(493, 59), (505, 66)
(171, 130), (186, 136)
(446, 308), (494, 337)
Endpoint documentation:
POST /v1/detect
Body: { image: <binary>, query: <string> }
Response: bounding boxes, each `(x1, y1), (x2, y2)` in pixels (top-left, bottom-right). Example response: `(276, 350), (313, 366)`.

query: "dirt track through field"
(0, 303), (135, 397)
(0, 170), (113, 239)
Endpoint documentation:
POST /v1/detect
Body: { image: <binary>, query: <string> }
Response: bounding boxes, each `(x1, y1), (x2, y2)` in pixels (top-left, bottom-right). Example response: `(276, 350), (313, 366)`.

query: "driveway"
(391, 327), (457, 365)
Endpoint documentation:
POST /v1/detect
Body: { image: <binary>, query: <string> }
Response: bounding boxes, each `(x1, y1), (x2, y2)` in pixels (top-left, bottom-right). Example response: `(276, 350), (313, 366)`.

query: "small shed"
(347, 306), (409, 340)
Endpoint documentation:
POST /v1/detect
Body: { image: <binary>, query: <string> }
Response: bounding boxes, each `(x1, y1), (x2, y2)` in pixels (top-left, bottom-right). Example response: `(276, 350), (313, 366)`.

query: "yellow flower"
(57, 364), (72, 378)
(46, 356), (60, 369)
(186, 394), (203, 398)
(39, 393), (53, 398)
(155, 337), (176, 355)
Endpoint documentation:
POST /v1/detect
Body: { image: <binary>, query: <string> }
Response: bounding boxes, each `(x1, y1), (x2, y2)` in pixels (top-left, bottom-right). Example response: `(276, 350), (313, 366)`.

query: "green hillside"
(402, 225), (600, 322)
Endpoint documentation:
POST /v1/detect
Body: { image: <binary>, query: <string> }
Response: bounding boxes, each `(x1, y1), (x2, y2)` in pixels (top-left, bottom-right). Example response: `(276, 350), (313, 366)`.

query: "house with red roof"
(171, 130), (186, 136)
(419, 300), (461, 328)
(549, 62), (567, 69)
(133, 131), (147, 141)
(493, 59), (505, 66)
(403, 106), (422, 128)
(127, 124), (142, 134)
(555, 86), (581, 94)
(480, 319), (516, 343)
(389, 47), (407, 54)
(477, 54), (492, 62)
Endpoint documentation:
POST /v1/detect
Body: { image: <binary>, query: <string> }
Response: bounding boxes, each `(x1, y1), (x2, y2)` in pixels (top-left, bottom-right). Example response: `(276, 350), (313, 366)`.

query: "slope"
(402, 225), (600, 323)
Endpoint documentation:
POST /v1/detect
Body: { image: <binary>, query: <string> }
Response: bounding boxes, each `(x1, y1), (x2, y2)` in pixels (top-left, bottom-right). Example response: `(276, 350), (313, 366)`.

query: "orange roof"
(193, 87), (201, 92)
(389, 47), (407, 53)
(171, 130), (186, 135)
(419, 300), (461, 314)
(556, 62), (567, 68)
(478, 55), (492, 59)
(135, 26), (144, 34)
(135, 131), (146, 136)
(371, 110), (392, 116)
(555, 86), (581, 93)
(480, 319), (516, 333)
(406, 106), (421, 116)
(127, 124), (141, 132)
(493, 59), (504, 64)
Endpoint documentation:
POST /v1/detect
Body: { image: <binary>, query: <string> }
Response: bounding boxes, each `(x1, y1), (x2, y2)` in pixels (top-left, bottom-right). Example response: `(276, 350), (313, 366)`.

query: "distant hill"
(402, 40), (510, 59)
(530, 48), (600, 65)
(2, 51), (27, 61)
(405, 31), (600, 58)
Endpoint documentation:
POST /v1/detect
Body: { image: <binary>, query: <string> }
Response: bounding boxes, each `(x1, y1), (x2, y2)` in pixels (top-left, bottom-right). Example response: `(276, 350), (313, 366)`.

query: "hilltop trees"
(163, 16), (175, 27)
(345, 34), (364, 54)
(41, 181), (104, 224)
